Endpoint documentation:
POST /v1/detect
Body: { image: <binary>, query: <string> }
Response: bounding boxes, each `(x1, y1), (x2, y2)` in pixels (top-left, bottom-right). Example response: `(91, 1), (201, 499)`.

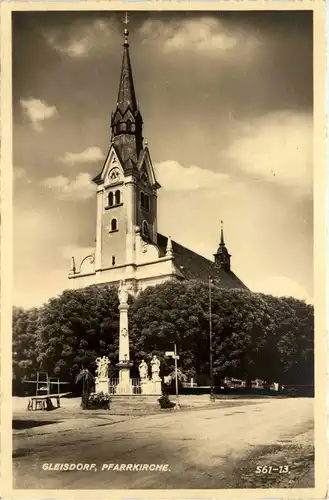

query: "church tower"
(68, 20), (247, 293)
(214, 221), (231, 271)
(92, 23), (160, 274)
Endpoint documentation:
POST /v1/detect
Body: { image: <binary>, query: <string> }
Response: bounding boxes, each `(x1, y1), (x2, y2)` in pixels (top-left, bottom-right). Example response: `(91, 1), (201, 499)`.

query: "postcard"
(1, 1), (327, 498)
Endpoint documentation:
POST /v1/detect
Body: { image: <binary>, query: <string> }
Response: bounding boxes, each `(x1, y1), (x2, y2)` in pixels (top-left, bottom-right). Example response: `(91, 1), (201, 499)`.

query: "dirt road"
(13, 397), (314, 490)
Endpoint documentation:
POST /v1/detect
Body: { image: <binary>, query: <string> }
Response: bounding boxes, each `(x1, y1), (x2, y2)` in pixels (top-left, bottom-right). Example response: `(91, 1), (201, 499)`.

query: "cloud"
(140, 17), (259, 56)
(44, 19), (117, 58)
(41, 173), (95, 200)
(154, 160), (230, 191)
(20, 98), (58, 132)
(252, 275), (313, 304)
(59, 147), (105, 165)
(224, 111), (313, 197)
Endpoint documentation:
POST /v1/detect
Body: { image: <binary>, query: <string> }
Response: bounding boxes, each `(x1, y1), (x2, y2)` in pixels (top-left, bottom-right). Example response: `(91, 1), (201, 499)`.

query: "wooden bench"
(27, 395), (60, 411)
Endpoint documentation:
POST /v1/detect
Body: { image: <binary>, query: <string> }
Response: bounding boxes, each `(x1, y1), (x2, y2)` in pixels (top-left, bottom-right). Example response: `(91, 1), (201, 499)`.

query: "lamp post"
(209, 278), (215, 402)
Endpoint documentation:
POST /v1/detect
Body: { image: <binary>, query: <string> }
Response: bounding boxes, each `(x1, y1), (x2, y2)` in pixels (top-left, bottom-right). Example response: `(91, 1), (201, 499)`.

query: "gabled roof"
(136, 147), (161, 189)
(157, 233), (248, 290)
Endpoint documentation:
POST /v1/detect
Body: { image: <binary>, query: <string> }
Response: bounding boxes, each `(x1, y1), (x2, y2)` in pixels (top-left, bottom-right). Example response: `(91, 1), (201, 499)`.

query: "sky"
(12, 10), (313, 308)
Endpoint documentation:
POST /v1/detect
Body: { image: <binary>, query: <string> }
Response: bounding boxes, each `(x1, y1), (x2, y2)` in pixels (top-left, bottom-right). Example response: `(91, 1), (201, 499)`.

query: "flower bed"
(81, 392), (111, 410)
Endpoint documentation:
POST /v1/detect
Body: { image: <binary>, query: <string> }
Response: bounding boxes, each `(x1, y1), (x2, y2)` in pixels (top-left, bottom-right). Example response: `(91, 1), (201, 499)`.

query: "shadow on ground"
(13, 419), (62, 430)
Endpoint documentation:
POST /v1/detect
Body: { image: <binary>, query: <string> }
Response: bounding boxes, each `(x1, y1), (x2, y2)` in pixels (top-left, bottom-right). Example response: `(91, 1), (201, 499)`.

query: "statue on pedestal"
(151, 355), (161, 381)
(96, 356), (110, 378)
(139, 359), (149, 381)
(118, 279), (130, 305)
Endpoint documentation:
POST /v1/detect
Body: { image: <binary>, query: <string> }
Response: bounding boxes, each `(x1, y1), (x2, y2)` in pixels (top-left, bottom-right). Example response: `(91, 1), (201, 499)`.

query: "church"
(68, 25), (247, 294)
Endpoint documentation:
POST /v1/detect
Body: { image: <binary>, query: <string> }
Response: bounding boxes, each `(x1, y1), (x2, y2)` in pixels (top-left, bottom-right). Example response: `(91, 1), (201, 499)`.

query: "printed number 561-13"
(255, 466), (289, 474)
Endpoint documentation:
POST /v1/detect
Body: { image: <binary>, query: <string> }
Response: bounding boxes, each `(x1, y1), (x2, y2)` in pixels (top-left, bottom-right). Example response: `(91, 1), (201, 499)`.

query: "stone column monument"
(95, 356), (110, 394)
(116, 279), (133, 394)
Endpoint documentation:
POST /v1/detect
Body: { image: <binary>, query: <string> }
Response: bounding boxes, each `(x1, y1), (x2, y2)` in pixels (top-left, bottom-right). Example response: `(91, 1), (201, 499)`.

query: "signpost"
(165, 344), (180, 409)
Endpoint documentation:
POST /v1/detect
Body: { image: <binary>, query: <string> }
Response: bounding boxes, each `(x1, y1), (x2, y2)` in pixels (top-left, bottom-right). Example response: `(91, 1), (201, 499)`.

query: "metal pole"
(174, 344), (180, 408)
(209, 279), (215, 402)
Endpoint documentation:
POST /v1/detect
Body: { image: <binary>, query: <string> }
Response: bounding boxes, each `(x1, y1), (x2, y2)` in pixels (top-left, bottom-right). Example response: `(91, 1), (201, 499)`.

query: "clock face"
(109, 167), (121, 183)
(121, 328), (128, 337)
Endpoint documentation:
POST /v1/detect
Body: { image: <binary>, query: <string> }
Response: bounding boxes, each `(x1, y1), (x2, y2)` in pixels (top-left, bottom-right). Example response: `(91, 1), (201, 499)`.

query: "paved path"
(13, 398), (314, 490)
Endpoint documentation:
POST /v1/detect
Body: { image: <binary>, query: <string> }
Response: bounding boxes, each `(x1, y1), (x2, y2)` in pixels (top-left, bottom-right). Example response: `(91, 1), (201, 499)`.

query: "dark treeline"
(13, 281), (314, 396)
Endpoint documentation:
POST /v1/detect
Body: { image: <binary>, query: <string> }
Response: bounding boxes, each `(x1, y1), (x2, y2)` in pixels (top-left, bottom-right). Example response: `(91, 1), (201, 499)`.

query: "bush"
(82, 392), (111, 410)
(158, 393), (175, 409)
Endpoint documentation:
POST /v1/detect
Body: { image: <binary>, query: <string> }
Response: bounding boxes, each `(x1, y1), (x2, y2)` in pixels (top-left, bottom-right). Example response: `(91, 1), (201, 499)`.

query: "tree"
(129, 281), (314, 387)
(275, 296), (314, 386)
(129, 281), (209, 380)
(13, 306), (40, 384)
(13, 280), (314, 393)
(34, 285), (120, 382)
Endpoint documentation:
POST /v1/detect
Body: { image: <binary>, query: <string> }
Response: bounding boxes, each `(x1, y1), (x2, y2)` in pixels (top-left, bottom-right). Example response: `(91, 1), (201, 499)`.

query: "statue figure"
(96, 356), (110, 378)
(139, 359), (148, 380)
(150, 355), (161, 381)
(118, 279), (130, 305)
(95, 357), (101, 377)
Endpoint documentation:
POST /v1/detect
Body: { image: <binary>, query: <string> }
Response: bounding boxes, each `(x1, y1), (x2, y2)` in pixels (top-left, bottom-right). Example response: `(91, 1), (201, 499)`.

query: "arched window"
(112, 256), (116, 266)
(108, 192), (114, 207)
(111, 218), (118, 232)
(115, 190), (121, 205)
(140, 192), (144, 208)
(121, 123), (127, 132)
(131, 123), (135, 132)
(142, 220), (149, 237)
(144, 194), (150, 211)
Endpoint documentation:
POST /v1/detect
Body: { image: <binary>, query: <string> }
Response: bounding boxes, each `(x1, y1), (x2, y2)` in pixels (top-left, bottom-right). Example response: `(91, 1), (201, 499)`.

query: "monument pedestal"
(95, 377), (109, 394)
(116, 360), (133, 395)
(141, 378), (162, 396)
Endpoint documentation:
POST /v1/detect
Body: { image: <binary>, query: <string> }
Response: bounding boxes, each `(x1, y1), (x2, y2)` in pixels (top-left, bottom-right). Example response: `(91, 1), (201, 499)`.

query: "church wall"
(152, 192), (158, 243)
(100, 186), (126, 269)
(68, 257), (181, 292)
(124, 177), (137, 265)
(136, 183), (156, 242)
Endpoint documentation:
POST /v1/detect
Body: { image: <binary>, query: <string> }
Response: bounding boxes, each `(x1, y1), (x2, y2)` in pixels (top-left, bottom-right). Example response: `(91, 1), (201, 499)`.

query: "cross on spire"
(123, 12), (130, 44)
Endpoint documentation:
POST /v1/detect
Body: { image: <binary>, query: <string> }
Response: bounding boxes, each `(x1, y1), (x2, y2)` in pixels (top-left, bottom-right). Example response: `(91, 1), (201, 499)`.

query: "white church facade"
(68, 26), (247, 294)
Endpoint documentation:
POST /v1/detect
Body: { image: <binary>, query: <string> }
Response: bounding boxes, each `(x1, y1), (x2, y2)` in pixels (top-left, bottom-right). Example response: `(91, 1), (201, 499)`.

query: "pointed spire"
(214, 221), (231, 271)
(110, 13), (143, 166)
(117, 13), (137, 115)
(220, 220), (225, 246)
(166, 236), (173, 257)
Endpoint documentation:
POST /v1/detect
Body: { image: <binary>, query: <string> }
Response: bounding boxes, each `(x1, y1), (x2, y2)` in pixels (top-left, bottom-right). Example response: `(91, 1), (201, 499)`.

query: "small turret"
(214, 221), (231, 271)
(166, 236), (173, 257)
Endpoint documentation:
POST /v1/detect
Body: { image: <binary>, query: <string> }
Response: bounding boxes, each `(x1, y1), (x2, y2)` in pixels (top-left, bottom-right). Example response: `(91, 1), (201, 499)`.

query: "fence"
(108, 378), (141, 395)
